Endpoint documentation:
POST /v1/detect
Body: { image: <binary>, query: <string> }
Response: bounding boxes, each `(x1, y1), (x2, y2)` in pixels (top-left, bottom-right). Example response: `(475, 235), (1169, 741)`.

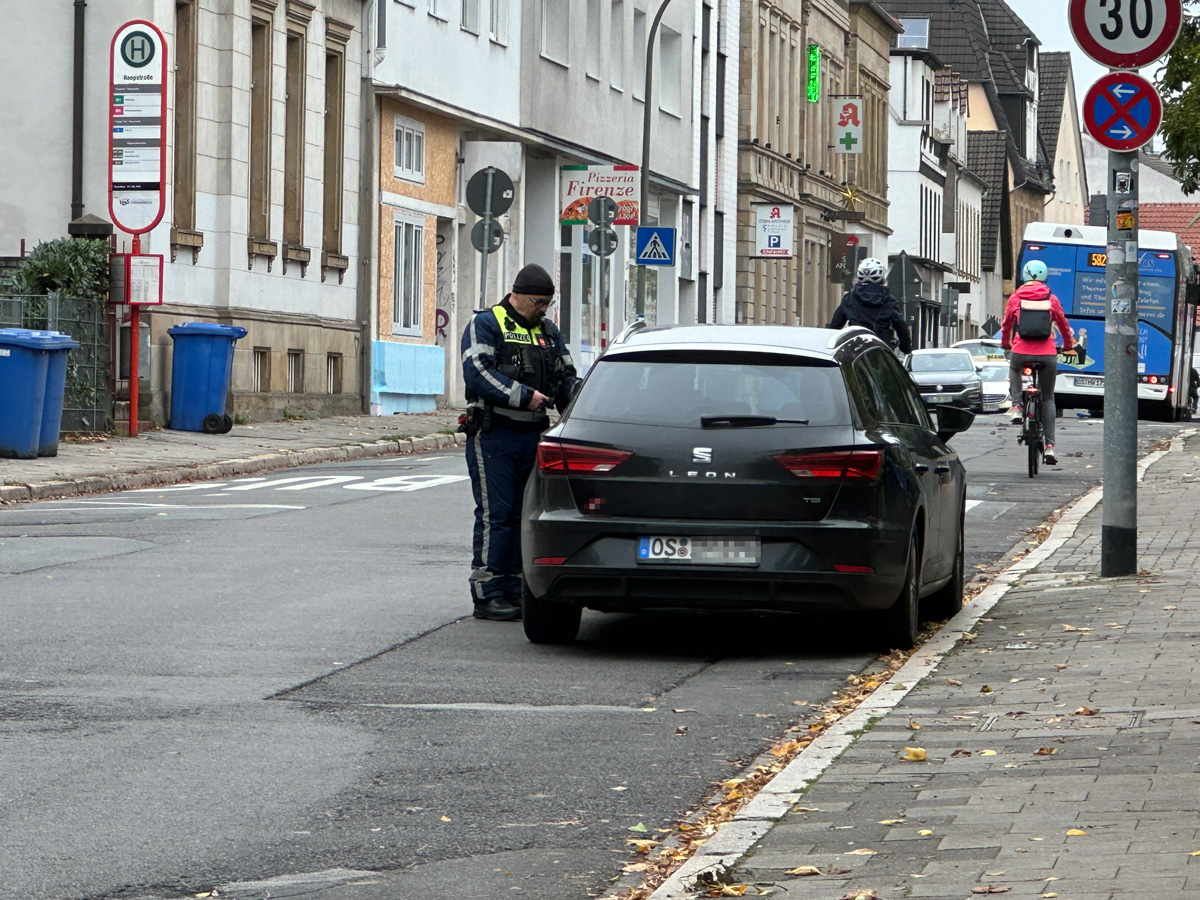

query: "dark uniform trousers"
(465, 423), (543, 604)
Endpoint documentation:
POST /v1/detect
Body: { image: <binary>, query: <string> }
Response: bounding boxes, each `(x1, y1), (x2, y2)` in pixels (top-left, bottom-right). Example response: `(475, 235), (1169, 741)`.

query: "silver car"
(905, 349), (984, 412)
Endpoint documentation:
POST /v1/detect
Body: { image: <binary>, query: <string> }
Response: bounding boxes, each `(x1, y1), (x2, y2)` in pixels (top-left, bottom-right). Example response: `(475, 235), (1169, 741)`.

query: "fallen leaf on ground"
(612, 786), (629, 791)
(1074, 706), (1100, 716)
(951, 749), (972, 757)
(1066, 828), (1088, 836)
(981, 749), (998, 756)
(845, 848), (878, 855)
(673, 708), (697, 714)
(784, 866), (824, 876)
(908, 718), (921, 730)
(626, 839), (660, 854)
(878, 818), (906, 825)
(837, 891), (882, 900)
(980, 685), (994, 693)
(1164, 605), (1178, 610)
(628, 822), (648, 832)
(1055, 663), (1068, 670)
(902, 747), (927, 761)
(440, 816), (451, 822)
(971, 887), (1011, 894)
(1062, 624), (1081, 632)
(1034, 747), (1057, 756)
(919, 829), (934, 836)
(1042, 893), (1059, 898)
(1190, 850), (1200, 856)
(675, 726), (688, 735)
(946, 678), (964, 686)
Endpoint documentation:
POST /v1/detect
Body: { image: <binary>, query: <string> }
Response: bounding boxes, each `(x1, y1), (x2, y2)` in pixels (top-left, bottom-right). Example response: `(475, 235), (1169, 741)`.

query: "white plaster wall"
(374, 0), (522, 126)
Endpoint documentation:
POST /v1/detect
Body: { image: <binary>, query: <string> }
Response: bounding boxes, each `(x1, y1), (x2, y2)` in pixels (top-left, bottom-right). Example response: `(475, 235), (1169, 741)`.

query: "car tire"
(522, 578), (581, 644)
(876, 536), (920, 652)
(923, 507), (964, 621)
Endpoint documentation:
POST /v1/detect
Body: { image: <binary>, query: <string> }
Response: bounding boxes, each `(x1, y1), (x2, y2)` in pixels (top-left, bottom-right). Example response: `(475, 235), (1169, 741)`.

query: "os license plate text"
(1075, 376), (1103, 388)
(638, 536), (760, 566)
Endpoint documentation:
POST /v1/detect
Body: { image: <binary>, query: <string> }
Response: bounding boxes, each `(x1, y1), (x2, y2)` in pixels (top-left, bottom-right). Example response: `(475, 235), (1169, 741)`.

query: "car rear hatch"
(544, 349), (869, 522)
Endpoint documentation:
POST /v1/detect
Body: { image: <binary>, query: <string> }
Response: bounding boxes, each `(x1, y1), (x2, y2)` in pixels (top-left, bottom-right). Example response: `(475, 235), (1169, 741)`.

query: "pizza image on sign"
(560, 164), (640, 225)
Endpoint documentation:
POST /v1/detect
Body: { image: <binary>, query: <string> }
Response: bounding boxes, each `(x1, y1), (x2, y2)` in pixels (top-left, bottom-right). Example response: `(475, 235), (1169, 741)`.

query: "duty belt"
(492, 407), (547, 422)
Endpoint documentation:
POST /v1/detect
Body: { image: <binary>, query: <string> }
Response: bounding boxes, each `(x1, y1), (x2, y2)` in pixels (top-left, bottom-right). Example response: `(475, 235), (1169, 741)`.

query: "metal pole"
(479, 167), (494, 309)
(1102, 148), (1139, 576)
(129, 235), (140, 438)
(635, 0), (675, 318)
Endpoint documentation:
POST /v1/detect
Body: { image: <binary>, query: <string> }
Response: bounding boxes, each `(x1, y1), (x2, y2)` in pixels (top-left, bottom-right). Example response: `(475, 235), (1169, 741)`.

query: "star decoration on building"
(840, 185), (862, 211)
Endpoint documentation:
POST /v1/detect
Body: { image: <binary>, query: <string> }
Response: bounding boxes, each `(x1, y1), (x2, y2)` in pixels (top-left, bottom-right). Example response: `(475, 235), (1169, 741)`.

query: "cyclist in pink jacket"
(1001, 260), (1074, 465)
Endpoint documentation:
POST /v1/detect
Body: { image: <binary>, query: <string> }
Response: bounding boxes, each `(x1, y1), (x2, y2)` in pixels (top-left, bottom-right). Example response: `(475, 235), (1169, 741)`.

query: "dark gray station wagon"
(521, 324), (974, 649)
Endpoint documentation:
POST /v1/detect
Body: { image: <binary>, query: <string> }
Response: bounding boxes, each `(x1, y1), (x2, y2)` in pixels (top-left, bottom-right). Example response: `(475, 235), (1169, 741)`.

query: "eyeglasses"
(533, 297), (555, 308)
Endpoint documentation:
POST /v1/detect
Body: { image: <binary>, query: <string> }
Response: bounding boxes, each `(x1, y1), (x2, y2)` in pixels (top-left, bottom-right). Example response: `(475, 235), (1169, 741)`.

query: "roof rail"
(613, 317), (649, 346)
(825, 326), (875, 350)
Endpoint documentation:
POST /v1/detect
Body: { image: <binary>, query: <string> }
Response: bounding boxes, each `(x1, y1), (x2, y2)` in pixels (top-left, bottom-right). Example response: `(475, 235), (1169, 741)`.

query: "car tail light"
(537, 441), (631, 474)
(533, 557), (567, 566)
(774, 450), (882, 480)
(834, 564), (875, 574)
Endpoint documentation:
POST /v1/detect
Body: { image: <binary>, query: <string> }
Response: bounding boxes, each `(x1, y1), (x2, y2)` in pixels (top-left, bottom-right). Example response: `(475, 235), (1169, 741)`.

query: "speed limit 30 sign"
(1069, 0), (1183, 68)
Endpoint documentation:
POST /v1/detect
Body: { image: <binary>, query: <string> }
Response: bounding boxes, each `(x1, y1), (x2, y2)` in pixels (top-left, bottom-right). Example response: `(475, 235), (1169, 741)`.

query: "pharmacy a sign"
(834, 97), (863, 154)
(109, 20), (167, 235)
(754, 204), (794, 258)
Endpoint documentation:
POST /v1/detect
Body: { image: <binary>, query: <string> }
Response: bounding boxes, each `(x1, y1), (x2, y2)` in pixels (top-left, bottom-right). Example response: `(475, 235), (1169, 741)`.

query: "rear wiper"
(701, 415), (810, 428)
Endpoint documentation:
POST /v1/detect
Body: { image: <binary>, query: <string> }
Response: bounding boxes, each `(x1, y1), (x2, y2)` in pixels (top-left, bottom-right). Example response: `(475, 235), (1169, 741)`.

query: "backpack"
(1016, 295), (1052, 341)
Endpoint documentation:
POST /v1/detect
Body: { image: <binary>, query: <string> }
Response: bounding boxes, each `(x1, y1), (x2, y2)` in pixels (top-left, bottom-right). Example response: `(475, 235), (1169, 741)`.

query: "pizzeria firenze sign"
(560, 165), (640, 225)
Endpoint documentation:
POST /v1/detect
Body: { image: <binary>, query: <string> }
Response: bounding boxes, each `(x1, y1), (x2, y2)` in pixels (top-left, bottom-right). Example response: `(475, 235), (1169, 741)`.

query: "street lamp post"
(635, 0), (675, 318)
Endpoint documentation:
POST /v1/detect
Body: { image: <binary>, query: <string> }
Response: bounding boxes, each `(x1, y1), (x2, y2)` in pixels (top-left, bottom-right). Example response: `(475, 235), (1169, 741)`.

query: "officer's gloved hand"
(555, 377), (583, 412)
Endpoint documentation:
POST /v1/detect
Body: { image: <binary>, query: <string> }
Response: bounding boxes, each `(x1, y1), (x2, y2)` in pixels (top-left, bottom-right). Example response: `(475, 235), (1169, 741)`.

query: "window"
(896, 17), (929, 50)
(394, 218), (425, 334)
(489, 0), (508, 43)
(609, 0), (624, 89)
(173, 0), (198, 232)
(633, 8), (646, 98)
(249, 15), (272, 240)
(659, 25), (682, 115)
(429, 0), (450, 21)
(586, 0), (601, 78)
(394, 116), (425, 183)
(542, 0), (569, 63)
(327, 353), (343, 394)
(323, 29), (349, 257)
(253, 348), (271, 392)
(461, 0), (480, 34)
(287, 349), (305, 392)
(283, 28), (306, 249)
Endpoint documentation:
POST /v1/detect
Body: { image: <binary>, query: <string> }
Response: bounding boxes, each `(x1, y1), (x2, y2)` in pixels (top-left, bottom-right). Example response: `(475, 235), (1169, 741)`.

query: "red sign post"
(109, 20), (167, 436)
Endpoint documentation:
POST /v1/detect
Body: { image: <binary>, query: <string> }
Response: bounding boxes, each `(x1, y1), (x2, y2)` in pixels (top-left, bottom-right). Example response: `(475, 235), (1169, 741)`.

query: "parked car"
(977, 362), (1013, 413)
(521, 324), (974, 650)
(905, 348), (984, 412)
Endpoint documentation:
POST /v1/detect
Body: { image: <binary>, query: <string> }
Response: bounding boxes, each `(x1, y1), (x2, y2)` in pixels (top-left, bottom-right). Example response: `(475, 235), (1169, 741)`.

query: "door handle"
(914, 463), (930, 473)
(934, 464), (952, 474)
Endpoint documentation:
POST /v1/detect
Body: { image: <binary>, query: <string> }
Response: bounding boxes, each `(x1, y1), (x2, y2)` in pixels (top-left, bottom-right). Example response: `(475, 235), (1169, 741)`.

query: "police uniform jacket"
(462, 296), (580, 427)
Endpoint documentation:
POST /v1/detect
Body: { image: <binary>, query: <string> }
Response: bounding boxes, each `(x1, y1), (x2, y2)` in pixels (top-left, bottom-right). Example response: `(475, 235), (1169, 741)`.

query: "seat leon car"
(520, 324), (974, 649)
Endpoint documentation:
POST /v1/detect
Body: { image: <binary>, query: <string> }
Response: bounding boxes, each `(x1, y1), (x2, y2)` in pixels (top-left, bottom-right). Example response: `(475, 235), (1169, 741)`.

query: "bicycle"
(1016, 362), (1045, 478)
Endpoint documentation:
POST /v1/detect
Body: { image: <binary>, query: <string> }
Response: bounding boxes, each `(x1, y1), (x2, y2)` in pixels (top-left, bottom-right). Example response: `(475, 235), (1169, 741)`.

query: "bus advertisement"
(1017, 223), (1197, 421)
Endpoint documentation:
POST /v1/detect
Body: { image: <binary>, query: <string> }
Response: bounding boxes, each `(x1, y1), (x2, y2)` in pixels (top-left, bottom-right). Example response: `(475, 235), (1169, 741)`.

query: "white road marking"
(18, 502), (306, 512)
(222, 476), (360, 491)
(965, 499), (982, 512)
(343, 474), (469, 492)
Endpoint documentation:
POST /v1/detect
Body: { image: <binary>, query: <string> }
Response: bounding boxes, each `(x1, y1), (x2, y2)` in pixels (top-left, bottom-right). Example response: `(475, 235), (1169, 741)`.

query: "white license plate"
(927, 395), (951, 404)
(1075, 376), (1103, 388)
(637, 536), (760, 566)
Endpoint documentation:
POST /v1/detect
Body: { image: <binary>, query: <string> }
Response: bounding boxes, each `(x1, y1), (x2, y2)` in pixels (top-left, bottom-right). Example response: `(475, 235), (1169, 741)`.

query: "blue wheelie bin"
(0, 329), (50, 459)
(168, 322), (248, 433)
(39, 331), (81, 457)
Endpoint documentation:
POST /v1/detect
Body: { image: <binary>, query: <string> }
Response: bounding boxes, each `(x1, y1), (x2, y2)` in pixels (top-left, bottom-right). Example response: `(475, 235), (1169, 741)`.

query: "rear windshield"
(569, 351), (852, 427)
(909, 352), (975, 373)
(978, 364), (1008, 381)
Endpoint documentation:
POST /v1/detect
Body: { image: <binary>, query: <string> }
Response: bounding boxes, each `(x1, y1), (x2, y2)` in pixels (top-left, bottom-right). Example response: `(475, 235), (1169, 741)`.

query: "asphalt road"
(0, 414), (1187, 900)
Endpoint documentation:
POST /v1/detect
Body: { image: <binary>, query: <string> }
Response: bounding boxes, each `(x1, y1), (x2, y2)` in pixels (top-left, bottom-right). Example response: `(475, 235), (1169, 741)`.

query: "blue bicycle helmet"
(1022, 259), (1049, 283)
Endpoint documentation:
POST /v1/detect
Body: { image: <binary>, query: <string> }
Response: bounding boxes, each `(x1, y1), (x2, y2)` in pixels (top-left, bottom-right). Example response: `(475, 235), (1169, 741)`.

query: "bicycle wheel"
(1022, 403), (1041, 480)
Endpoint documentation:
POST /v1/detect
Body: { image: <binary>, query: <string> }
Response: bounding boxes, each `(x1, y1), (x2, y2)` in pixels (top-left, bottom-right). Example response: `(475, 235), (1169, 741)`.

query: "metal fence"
(1, 294), (113, 433)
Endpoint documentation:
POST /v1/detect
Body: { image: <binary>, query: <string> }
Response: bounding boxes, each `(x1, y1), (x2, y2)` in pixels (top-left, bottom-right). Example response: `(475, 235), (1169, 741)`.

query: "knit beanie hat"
(512, 263), (556, 297)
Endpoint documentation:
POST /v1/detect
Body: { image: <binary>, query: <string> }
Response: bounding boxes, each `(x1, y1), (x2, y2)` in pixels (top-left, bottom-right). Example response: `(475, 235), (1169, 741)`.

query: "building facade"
(1, 0), (369, 426)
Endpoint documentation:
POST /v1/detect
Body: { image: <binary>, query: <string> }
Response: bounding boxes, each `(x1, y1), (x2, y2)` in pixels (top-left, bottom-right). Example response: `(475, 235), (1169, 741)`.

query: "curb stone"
(0, 431), (468, 507)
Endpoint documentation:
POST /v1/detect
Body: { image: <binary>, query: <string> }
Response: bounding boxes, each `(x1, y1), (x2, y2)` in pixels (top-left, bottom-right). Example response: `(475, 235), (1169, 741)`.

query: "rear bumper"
(523, 515), (908, 613)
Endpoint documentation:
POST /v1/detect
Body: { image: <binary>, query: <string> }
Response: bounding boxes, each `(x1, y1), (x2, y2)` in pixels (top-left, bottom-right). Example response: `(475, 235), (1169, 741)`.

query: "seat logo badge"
(692, 447), (712, 463)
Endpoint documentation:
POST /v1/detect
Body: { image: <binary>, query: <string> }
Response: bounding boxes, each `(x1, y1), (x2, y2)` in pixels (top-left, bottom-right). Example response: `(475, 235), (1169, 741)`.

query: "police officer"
(461, 263), (581, 621)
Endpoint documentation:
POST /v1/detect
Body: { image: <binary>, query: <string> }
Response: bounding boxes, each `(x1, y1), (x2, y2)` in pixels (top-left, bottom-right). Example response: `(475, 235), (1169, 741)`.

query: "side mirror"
(935, 404), (975, 441)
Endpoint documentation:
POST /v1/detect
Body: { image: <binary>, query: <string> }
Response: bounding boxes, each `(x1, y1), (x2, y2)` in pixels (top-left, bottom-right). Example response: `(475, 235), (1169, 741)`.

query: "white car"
(952, 338), (1006, 366)
(977, 362), (1013, 413)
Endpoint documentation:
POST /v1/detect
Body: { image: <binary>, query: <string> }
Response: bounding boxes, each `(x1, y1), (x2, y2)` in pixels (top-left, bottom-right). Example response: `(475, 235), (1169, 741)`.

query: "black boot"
(473, 598), (522, 621)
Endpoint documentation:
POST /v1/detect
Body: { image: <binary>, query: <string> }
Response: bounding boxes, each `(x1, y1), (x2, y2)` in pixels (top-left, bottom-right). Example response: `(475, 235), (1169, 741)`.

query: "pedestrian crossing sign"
(635, 226), (676, 266)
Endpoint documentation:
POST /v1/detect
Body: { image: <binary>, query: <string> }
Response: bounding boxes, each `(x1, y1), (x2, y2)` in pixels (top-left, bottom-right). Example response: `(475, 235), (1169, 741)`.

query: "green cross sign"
(839, 132), (858, 151)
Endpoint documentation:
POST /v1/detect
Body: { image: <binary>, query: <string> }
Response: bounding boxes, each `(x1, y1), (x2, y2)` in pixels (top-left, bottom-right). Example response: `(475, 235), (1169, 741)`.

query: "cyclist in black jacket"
(828, 257), (913, 354)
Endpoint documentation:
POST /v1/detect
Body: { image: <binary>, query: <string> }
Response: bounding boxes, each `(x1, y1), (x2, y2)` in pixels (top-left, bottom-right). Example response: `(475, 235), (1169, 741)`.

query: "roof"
(978, 0), (1039, 95)
(1037, 52), (1072, 164)
(967, 130), (1009, 272)
(1136, 203), (1200, 257)
(606, 324), (892, 359)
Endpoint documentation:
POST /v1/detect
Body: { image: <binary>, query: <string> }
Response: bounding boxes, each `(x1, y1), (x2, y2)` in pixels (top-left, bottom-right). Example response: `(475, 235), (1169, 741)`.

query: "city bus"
(1017, 222), (1198, 421)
